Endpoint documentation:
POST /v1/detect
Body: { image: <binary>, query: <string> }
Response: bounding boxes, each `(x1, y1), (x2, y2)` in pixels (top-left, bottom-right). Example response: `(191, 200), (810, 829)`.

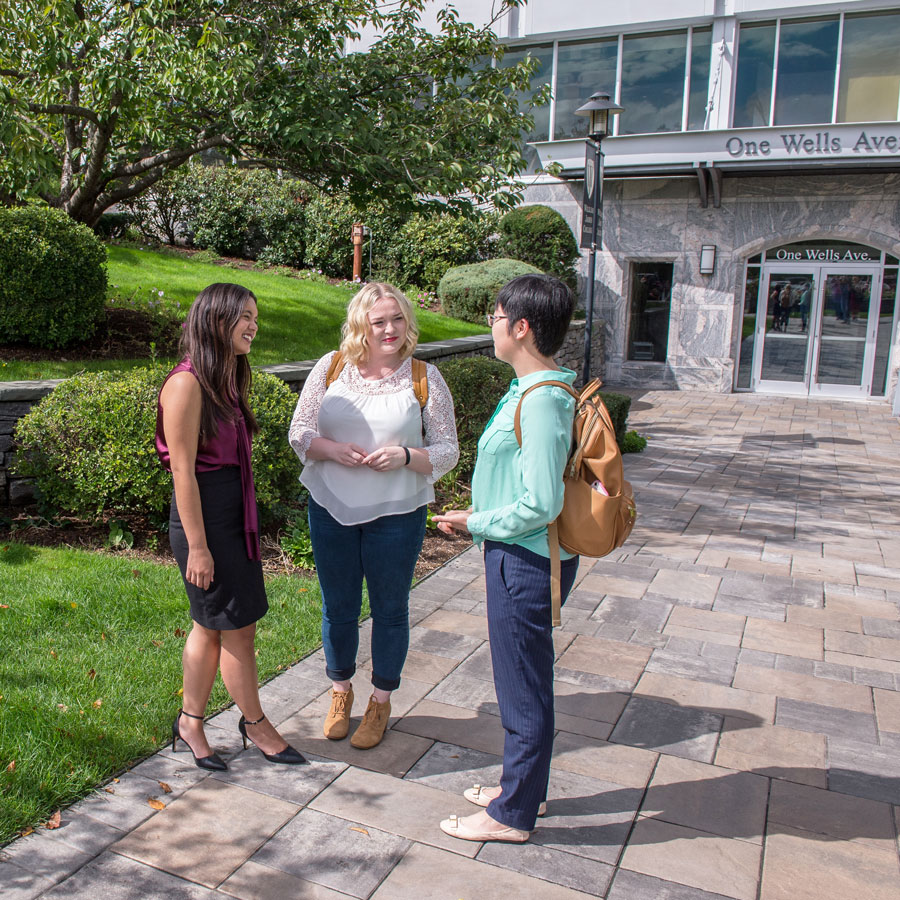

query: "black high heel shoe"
(172, 709), (228, 771)
(238, 714), (307, 765)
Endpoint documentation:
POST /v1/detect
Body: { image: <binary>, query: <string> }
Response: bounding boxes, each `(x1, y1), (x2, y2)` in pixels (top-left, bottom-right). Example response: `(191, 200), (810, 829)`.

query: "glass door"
(754, 270), (816, 394)
(810, 269), (880, 398)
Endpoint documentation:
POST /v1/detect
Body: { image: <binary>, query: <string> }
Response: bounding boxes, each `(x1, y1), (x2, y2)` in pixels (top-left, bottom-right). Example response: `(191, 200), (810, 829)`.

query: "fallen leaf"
(176, 687), (184, 697)
(174, 627), (185, 638)
(104, 787), (115, 794)
(44, 810), (61, 830)
(150, 639), (162, 647)
(101, 633), (107, 641)
(113, 778), (119, 783)
(349, 826), (370, 836)
(57, 704), (68, 712)
(70, 602), (77, 609)
(132, 570), (141, 578)
(6, 760), (15, 772)
(49, 649), (57, 659)
(0, 604), (8, 609)
(87, 669), (96, 680)
(19, 827), (33, 837)
(158, 781), (172, 794)
(92, 699), (102, 709)
(148, 798), (165, 810)
(299, 588), (308, 593)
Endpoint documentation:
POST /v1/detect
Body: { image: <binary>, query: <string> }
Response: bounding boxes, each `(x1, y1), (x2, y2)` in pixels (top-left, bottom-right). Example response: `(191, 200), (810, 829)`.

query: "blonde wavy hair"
(339, 282), (419, 365)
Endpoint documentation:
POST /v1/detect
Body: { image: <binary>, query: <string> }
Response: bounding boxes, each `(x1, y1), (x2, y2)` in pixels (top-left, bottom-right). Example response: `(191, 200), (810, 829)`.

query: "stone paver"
(7, 391), (900, 899)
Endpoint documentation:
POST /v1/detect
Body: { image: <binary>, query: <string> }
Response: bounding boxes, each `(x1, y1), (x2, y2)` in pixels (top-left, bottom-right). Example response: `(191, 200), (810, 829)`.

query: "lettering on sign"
(726, 131), (899, 158)
(774, 248), (873, 261)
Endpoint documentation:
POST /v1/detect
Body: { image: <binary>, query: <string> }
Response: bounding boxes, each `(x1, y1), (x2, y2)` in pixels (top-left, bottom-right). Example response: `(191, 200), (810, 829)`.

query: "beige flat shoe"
(439, 811), (530, 843)
(323, 687), (354, 740)
(463, 784), (547, 817)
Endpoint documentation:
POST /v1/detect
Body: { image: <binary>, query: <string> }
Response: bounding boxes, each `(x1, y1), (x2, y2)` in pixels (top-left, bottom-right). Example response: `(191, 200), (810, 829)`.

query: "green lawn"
(0, 246), (488, 381)
(0, 542), (328, 845)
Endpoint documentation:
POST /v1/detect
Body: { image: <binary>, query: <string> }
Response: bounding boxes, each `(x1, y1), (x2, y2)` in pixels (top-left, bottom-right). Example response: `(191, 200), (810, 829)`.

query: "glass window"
(554, 39), (619, 140)
(497, 45), (553, 143)
(628, 263), (672, 362)
(733, 22), (776, 127)
(838, 12), (900, 123)
(619, 32), (687, 135)
(687, 28), (712, 130)
(774, 17), (839, 125)
(736, 266), (761, 390)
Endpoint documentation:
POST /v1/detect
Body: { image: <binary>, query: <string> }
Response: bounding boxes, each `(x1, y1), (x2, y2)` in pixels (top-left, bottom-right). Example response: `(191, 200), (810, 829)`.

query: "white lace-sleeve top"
(288, 352), (459, 525)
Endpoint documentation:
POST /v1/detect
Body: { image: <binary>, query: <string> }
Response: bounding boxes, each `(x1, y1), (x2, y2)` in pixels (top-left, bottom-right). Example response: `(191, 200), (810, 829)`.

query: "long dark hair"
(179, 283), (259, 442)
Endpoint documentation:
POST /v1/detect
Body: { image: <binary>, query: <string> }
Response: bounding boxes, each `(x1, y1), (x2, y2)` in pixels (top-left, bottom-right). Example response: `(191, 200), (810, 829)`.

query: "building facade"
(472, 0), (900, 400)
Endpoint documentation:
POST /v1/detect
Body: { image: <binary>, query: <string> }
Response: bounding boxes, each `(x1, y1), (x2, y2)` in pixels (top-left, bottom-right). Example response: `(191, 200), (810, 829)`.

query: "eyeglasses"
(486, 314), (508, 327)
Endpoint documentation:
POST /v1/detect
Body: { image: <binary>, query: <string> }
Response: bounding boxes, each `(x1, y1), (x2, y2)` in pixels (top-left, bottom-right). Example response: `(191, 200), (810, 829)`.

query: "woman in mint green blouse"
(435, 274), (578, 844)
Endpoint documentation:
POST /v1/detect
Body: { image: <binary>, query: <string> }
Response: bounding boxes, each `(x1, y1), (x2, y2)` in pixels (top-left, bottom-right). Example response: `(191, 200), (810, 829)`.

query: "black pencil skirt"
(169, 467), (268, 630)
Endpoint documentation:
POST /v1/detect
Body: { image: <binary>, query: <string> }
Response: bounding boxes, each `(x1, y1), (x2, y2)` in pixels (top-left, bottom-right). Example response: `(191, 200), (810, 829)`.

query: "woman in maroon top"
(157, 283), (304, 769)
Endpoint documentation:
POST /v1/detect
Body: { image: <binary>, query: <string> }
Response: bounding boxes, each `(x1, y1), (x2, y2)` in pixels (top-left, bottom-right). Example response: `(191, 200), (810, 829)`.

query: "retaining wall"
(0, 321), (603, 505)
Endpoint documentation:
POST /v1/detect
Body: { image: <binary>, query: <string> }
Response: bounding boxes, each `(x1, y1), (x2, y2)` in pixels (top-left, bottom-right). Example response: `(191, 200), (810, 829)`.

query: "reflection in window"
(687, 28), (713, 130)
(774, 17), (839, 125)
(554, 39), (619, 140)
(628, 263), (672, 363)
(736, 266), (761, 390)
(497, 45), (553, 143)
(872, 269), (897, 396)
(619, 32), (687, 135)
(838, 13), (900, 122)
(733, 22), (776, 127)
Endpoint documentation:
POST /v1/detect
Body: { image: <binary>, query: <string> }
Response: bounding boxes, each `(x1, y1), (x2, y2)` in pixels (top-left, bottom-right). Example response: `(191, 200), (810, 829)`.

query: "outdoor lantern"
(575, 91), (624, 140)
(699, 244), (717, 275)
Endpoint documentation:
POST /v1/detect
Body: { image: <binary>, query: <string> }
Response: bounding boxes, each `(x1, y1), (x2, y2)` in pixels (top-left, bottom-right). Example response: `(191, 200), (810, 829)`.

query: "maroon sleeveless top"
(156, 359), (260, 561)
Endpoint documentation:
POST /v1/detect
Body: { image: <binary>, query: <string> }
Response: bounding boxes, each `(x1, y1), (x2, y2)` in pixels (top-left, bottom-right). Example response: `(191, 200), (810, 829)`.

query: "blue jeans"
(484, 540), (579, 831)
(308, 497), (426, 691)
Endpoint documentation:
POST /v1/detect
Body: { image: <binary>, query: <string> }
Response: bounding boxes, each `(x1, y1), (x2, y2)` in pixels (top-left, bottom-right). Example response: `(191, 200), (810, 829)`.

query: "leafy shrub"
(280, 515), (316, 569)
(94, 211), (136, 240)
(437, 258), (541, 324)
(599, 391), (632, 448)
(622, 429), (647, 453)
(497, 205), (580, 291)
(437, 356), (512, 481)
(14, 368), (300, 522)
(0, 207), (108, 349)
(377, 211), (498, 290)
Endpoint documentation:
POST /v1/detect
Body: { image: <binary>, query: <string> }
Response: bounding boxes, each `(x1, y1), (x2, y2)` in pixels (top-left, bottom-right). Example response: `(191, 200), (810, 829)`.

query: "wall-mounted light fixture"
(699, 244), (717, 275)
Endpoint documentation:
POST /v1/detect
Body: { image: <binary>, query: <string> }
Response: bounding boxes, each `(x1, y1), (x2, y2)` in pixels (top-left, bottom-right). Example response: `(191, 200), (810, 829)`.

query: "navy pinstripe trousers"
(483, 540), (579, 831)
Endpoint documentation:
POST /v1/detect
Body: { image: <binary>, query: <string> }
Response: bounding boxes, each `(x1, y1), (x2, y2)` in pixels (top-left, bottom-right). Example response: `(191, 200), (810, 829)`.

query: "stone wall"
(0, 321), (603, 505)
(523, 171), (900, 395)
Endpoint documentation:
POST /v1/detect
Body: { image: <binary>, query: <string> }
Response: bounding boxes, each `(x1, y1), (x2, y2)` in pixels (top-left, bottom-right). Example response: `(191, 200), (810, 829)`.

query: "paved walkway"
(3, 391), (900, 900)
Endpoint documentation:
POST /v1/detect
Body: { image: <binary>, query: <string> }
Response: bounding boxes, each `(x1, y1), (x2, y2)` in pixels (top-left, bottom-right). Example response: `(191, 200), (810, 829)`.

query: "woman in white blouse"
(289, 283), (459, 749)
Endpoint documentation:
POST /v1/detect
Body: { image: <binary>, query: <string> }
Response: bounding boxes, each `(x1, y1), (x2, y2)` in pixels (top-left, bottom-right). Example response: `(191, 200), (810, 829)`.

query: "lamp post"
(574, 91), (623, 385)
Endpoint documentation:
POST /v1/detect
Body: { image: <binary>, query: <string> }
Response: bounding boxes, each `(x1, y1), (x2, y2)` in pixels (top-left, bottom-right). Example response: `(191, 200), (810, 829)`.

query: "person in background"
(434, 273), (577, 843)
(157, 283), (305, 770)
(288, 282), (458, 750)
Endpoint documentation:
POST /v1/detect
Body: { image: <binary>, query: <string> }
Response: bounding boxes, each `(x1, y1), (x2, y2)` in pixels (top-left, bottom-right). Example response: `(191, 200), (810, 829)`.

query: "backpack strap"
(325, 350), (346, 388)
(513, 379), (579, 627)
(513, 380), (578, 447)
(411, 357), (428, 408)
(326, 351), (428, 409)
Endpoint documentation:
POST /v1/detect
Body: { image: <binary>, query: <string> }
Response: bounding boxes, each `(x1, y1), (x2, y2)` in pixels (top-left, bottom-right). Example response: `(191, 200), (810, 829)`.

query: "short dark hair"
(495, 274), (575, 357)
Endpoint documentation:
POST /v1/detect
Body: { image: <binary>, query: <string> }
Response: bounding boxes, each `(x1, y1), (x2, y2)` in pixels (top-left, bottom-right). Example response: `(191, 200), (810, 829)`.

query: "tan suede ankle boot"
(350, 695), (391, 749)
(323, 687), (354, 740)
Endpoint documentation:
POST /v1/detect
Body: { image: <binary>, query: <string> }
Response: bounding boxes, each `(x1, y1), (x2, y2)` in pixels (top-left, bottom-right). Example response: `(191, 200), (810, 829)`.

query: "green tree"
(0, 0), (547, 226)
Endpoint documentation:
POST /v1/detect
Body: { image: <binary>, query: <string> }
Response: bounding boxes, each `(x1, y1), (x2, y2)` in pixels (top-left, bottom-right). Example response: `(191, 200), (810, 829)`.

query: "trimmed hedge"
(0, 207), (108, 349)
(14, 367), (300, 522)
(437, 356), (514, 482)
(438, 258), (541, 324)
(497, 205), (580, 292)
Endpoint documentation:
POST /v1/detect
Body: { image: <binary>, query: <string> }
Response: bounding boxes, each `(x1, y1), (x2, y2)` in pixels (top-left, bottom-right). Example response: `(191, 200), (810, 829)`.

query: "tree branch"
(27, 102), (100, 126)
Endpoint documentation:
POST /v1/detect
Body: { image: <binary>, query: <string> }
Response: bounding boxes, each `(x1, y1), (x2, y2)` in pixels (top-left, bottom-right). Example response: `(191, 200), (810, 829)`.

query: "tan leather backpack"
(325, 351), (428, 407)
(515, 377), (637, 625)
